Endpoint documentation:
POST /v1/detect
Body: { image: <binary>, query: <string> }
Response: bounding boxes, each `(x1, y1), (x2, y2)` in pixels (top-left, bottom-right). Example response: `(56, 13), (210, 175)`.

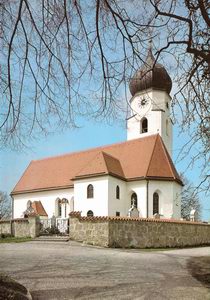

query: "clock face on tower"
(138, 98), (149, 108)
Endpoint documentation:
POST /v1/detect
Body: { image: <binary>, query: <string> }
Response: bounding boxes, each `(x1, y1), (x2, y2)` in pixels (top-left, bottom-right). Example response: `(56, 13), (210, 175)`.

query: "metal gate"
(39, 217), (69, 235)
(56, 218), (69, 234)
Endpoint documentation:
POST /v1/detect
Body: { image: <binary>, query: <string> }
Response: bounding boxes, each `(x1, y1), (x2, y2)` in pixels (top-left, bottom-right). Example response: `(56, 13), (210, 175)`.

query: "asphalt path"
(0, 241), (210, 300)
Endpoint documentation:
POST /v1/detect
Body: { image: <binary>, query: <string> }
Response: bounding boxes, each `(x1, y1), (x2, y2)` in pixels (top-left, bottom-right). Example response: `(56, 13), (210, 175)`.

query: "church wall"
(149, 109), (172, 155)
(172, 182), (182, 219)
(74, 176), (109, 217)
(159, 109), (172, 156)
(151, 90), (171, 110)
(127, 181), (147, 217)
(127, 112), (161, 140)
(127, 114), (140, 140)
(13, 179), (182, 220)
(107, 176), (128, 217)
(127, 89), (172, 155)
(13, 188), (74, 218)
(130, 89), (170, 112)
(148, 181), (181, 219)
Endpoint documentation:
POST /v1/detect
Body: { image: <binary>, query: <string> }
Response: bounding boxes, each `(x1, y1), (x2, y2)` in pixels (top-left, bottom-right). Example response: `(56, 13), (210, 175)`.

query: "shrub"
(0, 233), (12, 239)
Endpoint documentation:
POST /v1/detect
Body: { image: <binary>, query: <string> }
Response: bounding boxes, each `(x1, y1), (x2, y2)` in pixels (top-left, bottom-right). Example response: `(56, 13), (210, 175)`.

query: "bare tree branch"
(0, 0), (209, 191)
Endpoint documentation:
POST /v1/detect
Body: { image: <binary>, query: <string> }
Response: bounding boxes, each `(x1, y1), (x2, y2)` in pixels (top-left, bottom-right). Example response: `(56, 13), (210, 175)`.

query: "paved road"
(0, 241), (210, 300)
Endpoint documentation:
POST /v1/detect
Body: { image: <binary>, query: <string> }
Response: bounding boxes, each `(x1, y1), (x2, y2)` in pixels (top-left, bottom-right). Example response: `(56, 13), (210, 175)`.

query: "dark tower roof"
(129, 48), (172, 96)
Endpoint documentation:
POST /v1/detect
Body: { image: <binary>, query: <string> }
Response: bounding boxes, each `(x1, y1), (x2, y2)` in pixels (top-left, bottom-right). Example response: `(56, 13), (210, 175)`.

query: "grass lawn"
(0, 237), (32, 243)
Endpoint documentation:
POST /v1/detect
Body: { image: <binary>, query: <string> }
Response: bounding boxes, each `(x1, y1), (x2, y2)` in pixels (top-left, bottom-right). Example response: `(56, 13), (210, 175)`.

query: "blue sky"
(0, 116), (209, 221)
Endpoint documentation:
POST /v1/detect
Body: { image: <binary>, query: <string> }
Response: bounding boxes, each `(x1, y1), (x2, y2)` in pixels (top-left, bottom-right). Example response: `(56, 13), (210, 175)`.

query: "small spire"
(146, 26), (155, 66)
(146, 38), (155, 67)
(148, 38), (153, 54)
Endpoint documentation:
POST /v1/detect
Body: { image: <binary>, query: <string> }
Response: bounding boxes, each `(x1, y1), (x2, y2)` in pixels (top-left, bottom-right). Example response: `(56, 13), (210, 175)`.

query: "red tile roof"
(31, 201), (48, 217)
(74, 151), (125, 180)
(12, 134), (182, 195)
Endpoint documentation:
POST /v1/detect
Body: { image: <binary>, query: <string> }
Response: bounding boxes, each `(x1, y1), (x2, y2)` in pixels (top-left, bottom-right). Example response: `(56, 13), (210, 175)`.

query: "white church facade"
(11, 49), (183, 221)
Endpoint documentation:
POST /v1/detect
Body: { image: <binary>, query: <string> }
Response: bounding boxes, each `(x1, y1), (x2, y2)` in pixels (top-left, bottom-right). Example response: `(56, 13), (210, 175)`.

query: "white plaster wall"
(126, 180), (182, 219)
(13, 188), (74, 219)
(74, 176), (109, 217)
(127, 89), (172, 155)
(148, 180), (182, 219)
(151, 90), (171, 111)
(172, 182), (182, 219)
(127, 181), (147, 217)
(13, 177), (182, 220)
(160, 109), (173, 156)
(107, 176), (128, 216)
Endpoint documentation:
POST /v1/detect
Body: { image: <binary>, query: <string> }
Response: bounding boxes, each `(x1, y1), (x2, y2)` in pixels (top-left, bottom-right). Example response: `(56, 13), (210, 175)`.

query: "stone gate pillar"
(28, 215), (40, 238)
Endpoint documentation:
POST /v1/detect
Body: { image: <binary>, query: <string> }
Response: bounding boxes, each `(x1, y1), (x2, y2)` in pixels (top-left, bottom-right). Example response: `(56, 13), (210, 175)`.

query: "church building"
(11, 49), (183, 221)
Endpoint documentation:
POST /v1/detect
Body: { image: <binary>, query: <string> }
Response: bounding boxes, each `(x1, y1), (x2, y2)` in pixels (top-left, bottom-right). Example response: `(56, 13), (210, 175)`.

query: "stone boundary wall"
(0, 216), (40, 238)
(70, 212), (109, 247)
(69, 212), (210, 248)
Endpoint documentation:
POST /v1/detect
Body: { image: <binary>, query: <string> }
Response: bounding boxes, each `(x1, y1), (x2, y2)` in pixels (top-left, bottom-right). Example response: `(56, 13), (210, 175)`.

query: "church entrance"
(39, 216), (69, 236)
(56, 217), (69, 234)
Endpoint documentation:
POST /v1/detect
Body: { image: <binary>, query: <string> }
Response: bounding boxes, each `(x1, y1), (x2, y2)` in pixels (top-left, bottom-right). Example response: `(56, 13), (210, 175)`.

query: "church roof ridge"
(101, 151), (125, 178)
(146, 135), (182, 185)
(100, 150), (122, 164)
(73, 151), (108, 179)
(33, 133), (159, 163)
(74, 150), (125, 180)
(146, 134), (159, 176)
(159, 137), (182, 183)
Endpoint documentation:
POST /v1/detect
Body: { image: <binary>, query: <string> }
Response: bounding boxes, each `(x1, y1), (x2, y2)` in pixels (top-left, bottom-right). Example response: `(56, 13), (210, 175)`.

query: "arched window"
(58, 199), (62, 217)
(87, 184), (94, 198)
(61, 198), (69, 218)
(55, 198), (62, 217)
(141, 118), (148, 133)
(65, 204), (67, 218)
(153, 192), (159, 215)
(87, 210), (94, 217)
(131, 192), (138, 208)
(116, 185), (120, 199)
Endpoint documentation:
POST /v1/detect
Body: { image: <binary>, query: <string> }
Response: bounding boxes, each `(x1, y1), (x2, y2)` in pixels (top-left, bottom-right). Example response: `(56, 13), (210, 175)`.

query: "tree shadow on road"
(187, 256), (210, 289)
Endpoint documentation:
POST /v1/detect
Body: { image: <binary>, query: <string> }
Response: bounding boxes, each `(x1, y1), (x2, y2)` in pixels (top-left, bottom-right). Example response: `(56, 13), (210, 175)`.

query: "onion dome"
(129, 48), (172, 96)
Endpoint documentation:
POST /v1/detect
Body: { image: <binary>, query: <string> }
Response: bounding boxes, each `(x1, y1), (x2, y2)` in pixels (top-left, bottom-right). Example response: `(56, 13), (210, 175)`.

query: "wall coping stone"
(12, 218), (29, 223)
(0, 220), (11, 223)
(69, 211), (210, 226)
(0, 218), (29, 223)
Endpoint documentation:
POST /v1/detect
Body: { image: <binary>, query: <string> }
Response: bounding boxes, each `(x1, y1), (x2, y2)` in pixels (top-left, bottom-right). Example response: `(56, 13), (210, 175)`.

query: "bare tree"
(0, 1), (209, 189)
(0, 191), (11, 219)
(181, 176), (202, 220)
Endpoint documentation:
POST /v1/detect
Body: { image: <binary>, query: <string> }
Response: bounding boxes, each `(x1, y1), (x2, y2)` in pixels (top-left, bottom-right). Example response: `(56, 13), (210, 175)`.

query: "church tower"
(127, 48), (173, 155)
